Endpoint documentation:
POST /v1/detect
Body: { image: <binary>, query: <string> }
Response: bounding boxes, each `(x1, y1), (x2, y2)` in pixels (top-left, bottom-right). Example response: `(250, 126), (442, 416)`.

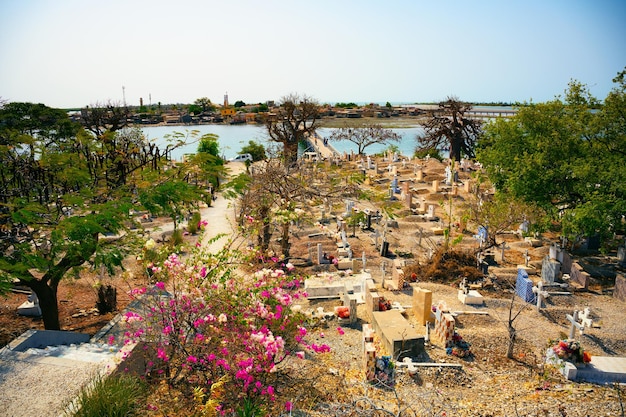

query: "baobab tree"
(417, 97), (483, 162)
(265, 93), (320, 166)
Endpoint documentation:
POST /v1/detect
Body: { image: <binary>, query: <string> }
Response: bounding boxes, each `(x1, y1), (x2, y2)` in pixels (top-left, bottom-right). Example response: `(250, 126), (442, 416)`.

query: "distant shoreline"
(133, 116), (425, 130)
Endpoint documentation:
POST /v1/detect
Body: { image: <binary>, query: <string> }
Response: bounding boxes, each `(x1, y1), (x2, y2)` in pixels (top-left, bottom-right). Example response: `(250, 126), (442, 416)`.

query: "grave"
(304, 272), (369, 300)
(342, 292), (358, 324)
(457, 278), (484, 305)
(434, 306), (455, 343)
(573, 356), (626, 384)
(541, 255), (561, 284)
(515, 268), (536, 303)
(365, 280), (381, 321)
(371, 310), (424, 360)
(412, 285), (433, 325)
(569, 262), (590, 290)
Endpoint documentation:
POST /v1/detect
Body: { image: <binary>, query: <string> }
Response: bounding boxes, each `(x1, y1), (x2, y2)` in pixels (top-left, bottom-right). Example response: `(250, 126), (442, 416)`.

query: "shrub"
(188, 212), (202, 235)
(69, 374), (147, 417)
(119, 245), (328, 415)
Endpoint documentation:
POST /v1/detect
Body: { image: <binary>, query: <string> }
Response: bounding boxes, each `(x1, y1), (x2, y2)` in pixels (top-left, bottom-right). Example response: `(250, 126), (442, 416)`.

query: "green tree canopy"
(240, 140), (266, 161)
(194, 97), (215, 112)
(477, 73), (626, 242)
(0, 102), (197, 329)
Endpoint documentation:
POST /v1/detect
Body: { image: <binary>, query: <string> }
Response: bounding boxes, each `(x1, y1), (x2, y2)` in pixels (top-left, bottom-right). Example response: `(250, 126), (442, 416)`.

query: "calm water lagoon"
(142, 124), (425, 161)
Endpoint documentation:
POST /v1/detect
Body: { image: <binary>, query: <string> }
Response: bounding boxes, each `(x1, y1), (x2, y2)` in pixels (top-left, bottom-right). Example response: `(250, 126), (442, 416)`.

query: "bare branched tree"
(329, 124), (400, 155)
(417, 97), (483, 162)
(265, 93), (319, 167)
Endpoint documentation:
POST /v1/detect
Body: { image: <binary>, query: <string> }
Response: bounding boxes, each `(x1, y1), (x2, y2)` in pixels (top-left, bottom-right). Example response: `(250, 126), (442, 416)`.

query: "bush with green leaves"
(69, 374), (148, 417)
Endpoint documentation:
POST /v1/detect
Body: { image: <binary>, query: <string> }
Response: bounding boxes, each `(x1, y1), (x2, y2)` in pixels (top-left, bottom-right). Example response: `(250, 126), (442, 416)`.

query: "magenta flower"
(155, 281), (165, 290)
(285, 401), (293, 411)
(337, 327), (345, 335)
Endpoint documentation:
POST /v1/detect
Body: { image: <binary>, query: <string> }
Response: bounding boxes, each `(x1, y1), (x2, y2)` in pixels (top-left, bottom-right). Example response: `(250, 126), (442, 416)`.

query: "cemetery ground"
(1, 156), (626, 416)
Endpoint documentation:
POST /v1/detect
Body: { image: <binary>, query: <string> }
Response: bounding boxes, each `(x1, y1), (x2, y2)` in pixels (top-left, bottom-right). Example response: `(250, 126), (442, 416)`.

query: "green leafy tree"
(265, 93), (319, 166)
(417, 97), (483, 162)
(234, 100), (246, 108)
(477, 72), (626, 242)
(194, 97), (215, 112)
(189, 133), (227, 202)
(0, 102), (190, 329)
(139, 177), (202, 231)
(188, 104), (202, 115)
(329, 124), (400, 155)
(240, 140), (266, 162)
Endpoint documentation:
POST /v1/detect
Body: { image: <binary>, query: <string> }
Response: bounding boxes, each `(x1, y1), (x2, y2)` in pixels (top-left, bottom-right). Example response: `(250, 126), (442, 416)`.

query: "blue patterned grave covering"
(516, 268), (535, 303)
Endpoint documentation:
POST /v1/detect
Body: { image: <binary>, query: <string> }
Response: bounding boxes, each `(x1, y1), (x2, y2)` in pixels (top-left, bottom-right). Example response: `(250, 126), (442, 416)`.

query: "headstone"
(541, 256), (560, 284)
(444, 165), (452, 185)
(391, 177), (399, 193)
(515, 268), (535, 303)
(402, 181), (410, 195)
(343, 293), (358, 325)
(344, 200), (355, 217)
(432, 180), (439, 192)
(380, 241), (390, 257)
(566, 310), (592, 339)
(558, 250), (571, 274)
(532, 281), (550, 311)
(416, 168), (423, 181)
(427, 204), (435, 220)
(404, 191), (412, 208)
(570, 262), (590, 290)
(412, 285), (433, 325)
(464, 180), (471, 193)
(475, 226), (488, 248)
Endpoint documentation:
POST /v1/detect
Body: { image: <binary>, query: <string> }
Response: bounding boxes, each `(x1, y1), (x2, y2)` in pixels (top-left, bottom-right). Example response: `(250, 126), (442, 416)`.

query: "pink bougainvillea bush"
(118, 241), (330, 415)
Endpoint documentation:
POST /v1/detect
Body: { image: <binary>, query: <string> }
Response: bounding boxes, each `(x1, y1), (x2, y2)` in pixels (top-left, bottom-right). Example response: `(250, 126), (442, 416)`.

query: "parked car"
(229, 153), (253, 162)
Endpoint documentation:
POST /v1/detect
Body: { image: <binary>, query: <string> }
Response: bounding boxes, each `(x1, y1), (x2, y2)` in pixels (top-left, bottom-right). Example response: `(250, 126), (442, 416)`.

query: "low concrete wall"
(5, 330), (90, 352)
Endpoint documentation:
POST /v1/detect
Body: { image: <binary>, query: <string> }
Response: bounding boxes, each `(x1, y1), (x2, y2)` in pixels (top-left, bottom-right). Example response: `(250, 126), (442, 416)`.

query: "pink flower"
(295, 351), (305, 359)
(155, 281), (165, 290)
(157, 348), (169, 362)
(186, 355), (198, 363)
(285, 401), (293, 411)
(337, 327), (345, 335)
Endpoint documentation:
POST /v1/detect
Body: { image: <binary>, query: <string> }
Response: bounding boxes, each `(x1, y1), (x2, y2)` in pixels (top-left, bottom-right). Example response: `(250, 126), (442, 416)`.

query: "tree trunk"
(283, 141), (299, 167)
(28, 279), (61, 330)
(280, 222), (290, 258)
(506, 324), (516, 359)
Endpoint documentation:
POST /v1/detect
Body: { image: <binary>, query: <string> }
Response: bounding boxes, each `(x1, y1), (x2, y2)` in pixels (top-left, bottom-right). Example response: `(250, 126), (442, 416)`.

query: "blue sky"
(1, 0), (624, 108)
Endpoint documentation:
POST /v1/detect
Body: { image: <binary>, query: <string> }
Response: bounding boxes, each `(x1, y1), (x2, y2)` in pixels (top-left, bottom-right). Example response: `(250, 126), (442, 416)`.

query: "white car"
(229, 153), (253, 162)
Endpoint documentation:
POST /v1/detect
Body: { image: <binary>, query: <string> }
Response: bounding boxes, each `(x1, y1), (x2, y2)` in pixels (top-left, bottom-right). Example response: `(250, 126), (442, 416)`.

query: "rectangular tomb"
(371, 310), (424, 360)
